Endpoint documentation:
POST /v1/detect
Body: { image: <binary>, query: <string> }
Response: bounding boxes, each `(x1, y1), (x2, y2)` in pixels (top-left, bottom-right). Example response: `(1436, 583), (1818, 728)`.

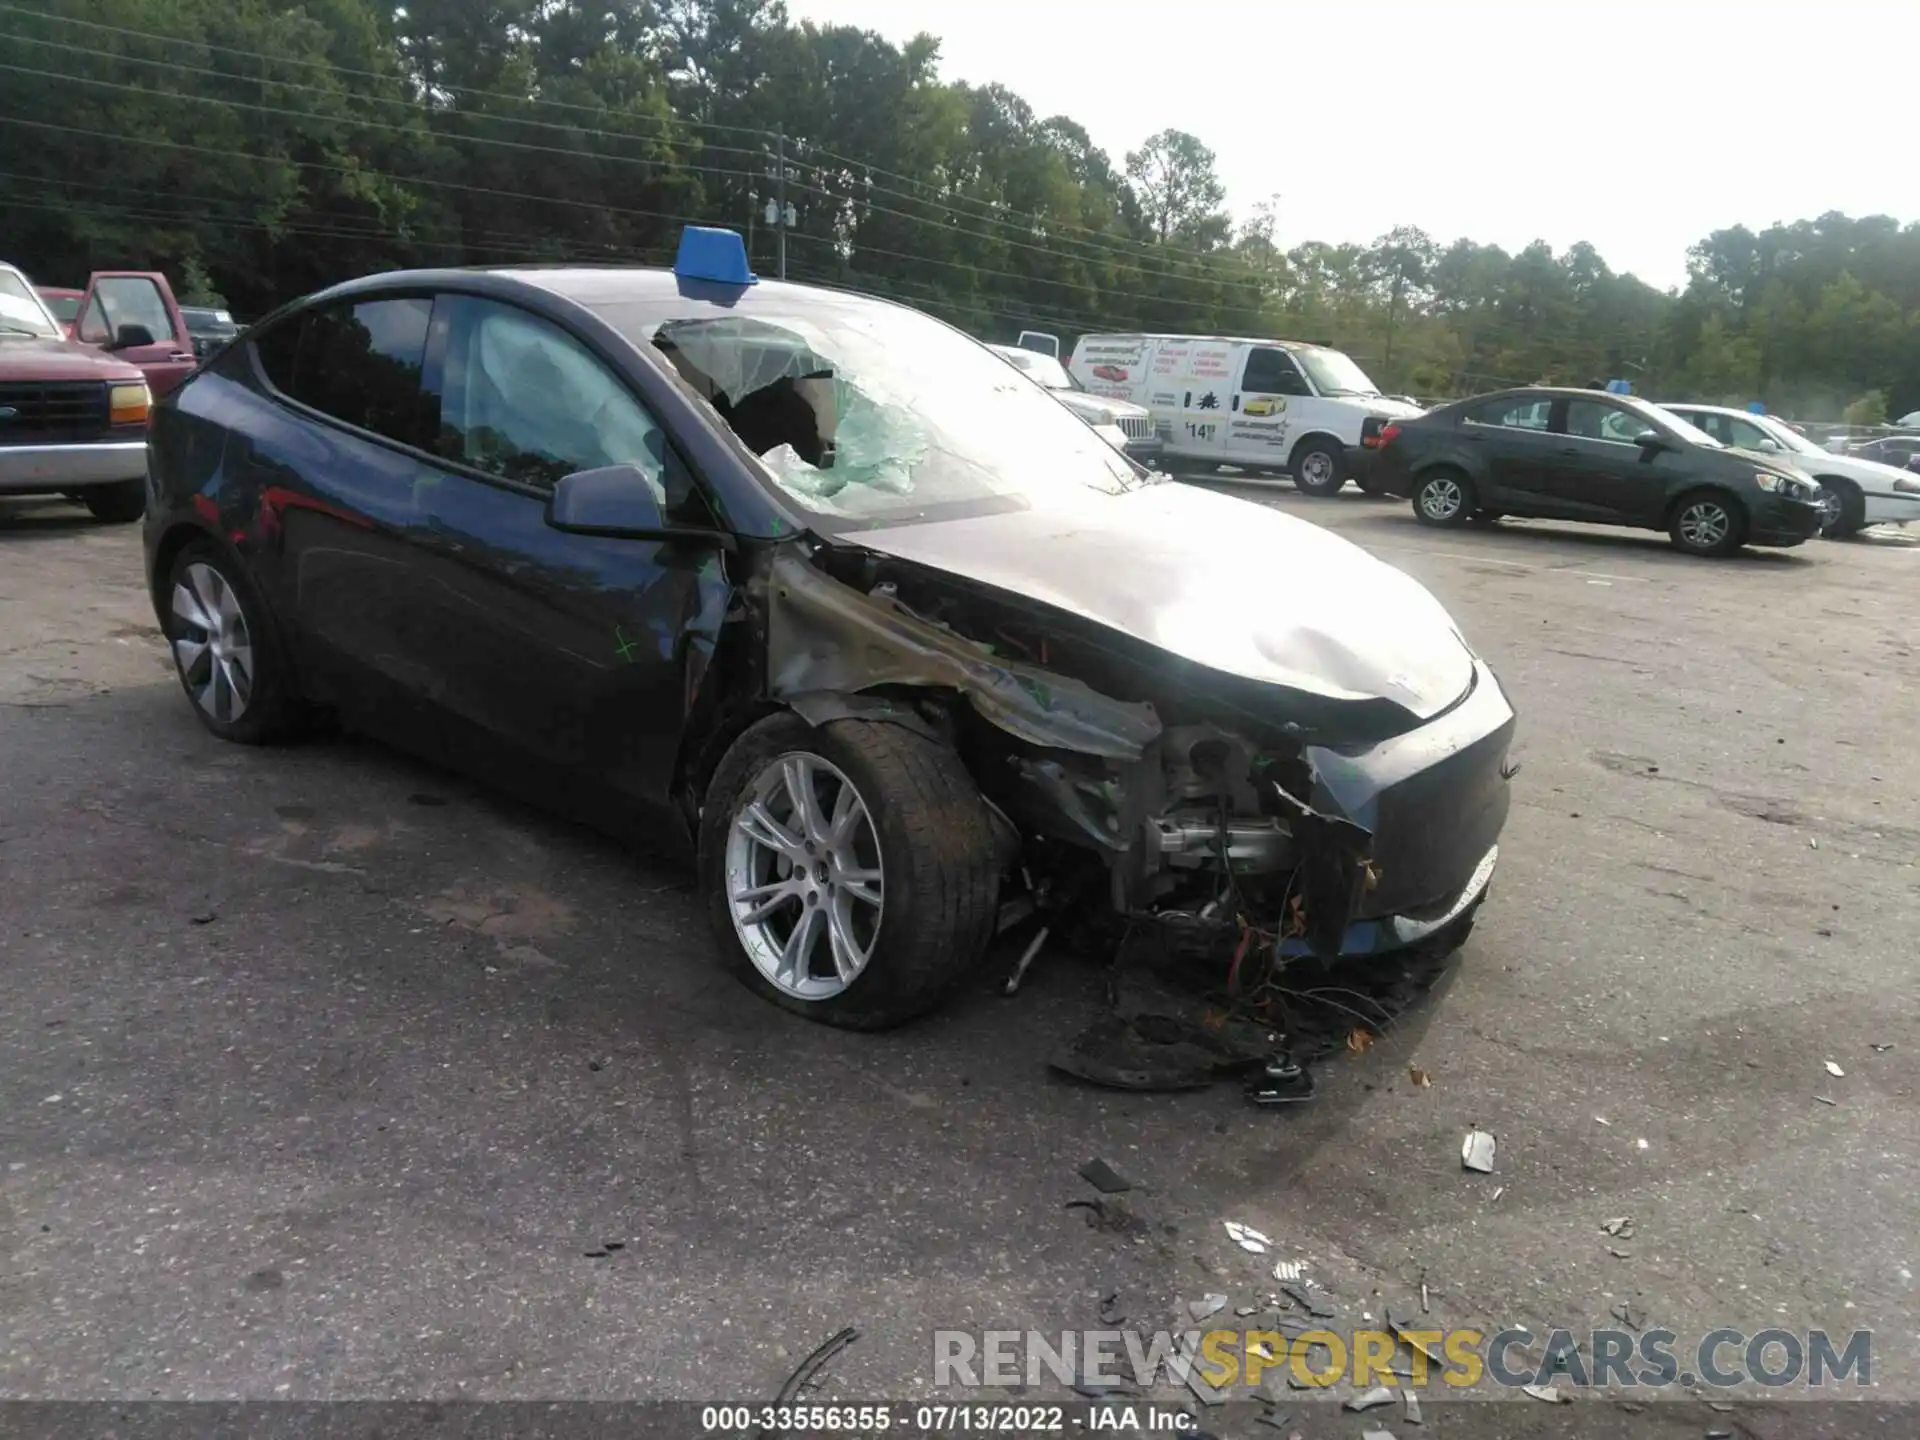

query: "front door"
(75, 273), (195, 396)
(1549, 397), (1669, 523)
(1225, 346), (1306, 467)
(401, 292), (731, 812)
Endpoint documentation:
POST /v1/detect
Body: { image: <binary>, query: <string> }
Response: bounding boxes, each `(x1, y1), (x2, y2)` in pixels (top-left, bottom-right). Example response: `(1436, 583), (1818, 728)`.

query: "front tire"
(1412, 469), (1476, 527)
(163, 541), (303, 742)
(1818, 478), (1865, 538)
(83, 479), (146, 523)
(1291, 439), (1347, 497)
(1667, 490), (1748, 557)
(699, 712), (1001, 1030)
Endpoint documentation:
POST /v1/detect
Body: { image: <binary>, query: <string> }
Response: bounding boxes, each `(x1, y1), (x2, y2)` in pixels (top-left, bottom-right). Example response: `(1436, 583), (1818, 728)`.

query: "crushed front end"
(760, 541), (1517, 980)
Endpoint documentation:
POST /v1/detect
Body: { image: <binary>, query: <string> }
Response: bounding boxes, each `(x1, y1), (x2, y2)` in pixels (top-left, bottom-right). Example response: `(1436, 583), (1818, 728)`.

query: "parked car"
(987, 343), (1162, 466)
(70, 271), (197, 398)
(143, 228), (1517, 1030)
(35, 285), (83, 335)
(180, 305), (240, 360)
(1066, 332), (1419, 496)
(1371, 387), (1827, 557)
(0, 261), (152, 521)
(1846, 435), (1920, 473)
(1658, 402), (1920, 537)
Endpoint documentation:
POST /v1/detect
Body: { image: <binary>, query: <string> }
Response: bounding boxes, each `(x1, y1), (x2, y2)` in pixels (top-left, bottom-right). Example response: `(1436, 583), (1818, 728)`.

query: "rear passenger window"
(1467, 398), (1550, 431)
(253, 298), (433, 448)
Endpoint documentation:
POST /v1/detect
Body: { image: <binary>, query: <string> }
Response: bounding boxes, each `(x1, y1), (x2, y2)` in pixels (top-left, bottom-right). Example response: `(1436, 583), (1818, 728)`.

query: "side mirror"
(1633, 430), (1668, 454)
(108, 323), (155, 351)
(543, 463), (735, 549)
(1754, 437), (1781, 453)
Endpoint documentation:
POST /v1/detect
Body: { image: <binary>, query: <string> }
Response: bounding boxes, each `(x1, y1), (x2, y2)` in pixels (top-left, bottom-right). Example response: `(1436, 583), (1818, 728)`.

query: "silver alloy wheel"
(170, 562), (255, 723)
(1816, 488), (1842, 529)
(1299, 450), (1334, 487)
(1419, 475), (1464, 521)
(1678, 500), (1731, 550)
(723, 751), (884, 1001)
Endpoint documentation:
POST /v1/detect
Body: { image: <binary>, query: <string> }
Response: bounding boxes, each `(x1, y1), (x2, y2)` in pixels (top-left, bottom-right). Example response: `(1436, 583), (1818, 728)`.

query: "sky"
(783, 0), (1915, 292)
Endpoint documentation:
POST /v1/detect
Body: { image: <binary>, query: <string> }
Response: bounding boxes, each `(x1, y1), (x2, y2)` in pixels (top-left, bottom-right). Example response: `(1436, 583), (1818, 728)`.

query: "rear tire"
(83, 480), (146, 523)
(163, 540), (304, 743)
(1291, 439), (1347, 497)
(1818, 478), (1865, 538)
(699, 712), (1001, 1030)
(1667, 489), (1748, 557)
(1412, 469), (1476, 528)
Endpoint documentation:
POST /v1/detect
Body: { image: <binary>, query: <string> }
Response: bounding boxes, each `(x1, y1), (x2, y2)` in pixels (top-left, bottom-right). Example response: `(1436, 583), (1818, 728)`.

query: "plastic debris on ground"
(1224, 1221), (1271, 1253)
(1408, 1064), (1431, 1088)
(1078, 1157), (1133, 1194)
(1602, 1217), (1635, 1238)
(1345, 1386), (1396, 1411)
(1521, 1383), (1569, 1403)
(1272, 1259), (1306, 1283)
(1188, 1294), (1228, 1321)
(1460, 1129), (1496, 1173)
(1360, 1429), (1398, 1440)
(1346, 1027), (1374, 1054)
(1280, 1280), (1334, 1318)
(1402, 1389), (1423, 1425)
(1824, 1060), (1846, 1077)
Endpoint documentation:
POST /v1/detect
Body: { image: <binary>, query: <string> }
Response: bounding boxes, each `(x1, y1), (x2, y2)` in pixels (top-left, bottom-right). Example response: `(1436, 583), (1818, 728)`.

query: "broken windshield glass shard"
(1461, 1129), (1496, 1172)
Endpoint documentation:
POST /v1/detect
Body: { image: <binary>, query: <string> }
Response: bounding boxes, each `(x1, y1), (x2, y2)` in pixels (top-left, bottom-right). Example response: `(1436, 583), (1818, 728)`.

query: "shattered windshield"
(598, 293), (1151, 526)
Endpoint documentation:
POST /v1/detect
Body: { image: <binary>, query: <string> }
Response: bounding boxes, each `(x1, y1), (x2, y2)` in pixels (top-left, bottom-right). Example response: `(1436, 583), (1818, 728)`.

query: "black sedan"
(1371, 387), (1828, 557)
(142, 228), (1516, 1031)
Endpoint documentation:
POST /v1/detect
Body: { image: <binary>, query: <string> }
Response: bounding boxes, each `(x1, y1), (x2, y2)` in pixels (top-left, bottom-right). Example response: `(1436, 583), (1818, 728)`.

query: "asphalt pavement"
(2, 490), (1915, 1428)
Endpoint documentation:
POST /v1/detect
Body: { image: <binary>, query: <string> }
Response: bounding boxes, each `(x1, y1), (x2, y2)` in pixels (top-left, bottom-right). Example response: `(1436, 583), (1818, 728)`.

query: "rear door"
(1225, 345), (1307, 467)
(1549, 397), (1668, 522)
(75, 272), (195, 396)
(1159, 339), (1235, 465)
(1457, 394), (1558, 509)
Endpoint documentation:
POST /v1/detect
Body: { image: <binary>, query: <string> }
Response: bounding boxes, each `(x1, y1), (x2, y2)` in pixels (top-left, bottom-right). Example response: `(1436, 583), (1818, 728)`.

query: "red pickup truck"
(1, 261), (153, 522)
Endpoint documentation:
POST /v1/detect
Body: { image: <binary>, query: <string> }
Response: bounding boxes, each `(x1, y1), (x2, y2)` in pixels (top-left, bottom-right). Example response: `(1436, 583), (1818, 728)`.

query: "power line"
(0, 62), (768, 184)
(0, 2), (769, 141)
(1, 30), (769, 163)
(0, 116), (727, 230)
(0, 5), (1244, 286)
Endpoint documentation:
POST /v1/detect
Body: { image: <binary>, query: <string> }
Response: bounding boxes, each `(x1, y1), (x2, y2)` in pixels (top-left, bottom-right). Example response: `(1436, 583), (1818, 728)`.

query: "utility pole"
(775, 127), (787, 281)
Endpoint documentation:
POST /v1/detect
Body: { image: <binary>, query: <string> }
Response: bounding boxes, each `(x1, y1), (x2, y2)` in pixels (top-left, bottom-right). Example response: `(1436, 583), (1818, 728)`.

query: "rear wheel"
(699, 712), (1001, 1030)
(1667, 490), (1748, 557)
(1412, 469), (1476, 527)
(164, 541), (303, 742)
(1818, 478), (1865, 538)
(83, 480), (145, 523)
(1291, 439), (1347, 497)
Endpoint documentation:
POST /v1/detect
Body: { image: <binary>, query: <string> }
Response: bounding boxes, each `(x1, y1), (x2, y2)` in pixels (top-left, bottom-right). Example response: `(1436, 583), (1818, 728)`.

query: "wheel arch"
(1287, 430), (1346, 468)
(148, 517), (244, 630)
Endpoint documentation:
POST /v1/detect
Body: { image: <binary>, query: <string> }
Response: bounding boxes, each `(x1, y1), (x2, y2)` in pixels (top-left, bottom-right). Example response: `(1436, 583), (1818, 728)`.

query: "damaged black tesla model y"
(143, 228), (1516, 1031)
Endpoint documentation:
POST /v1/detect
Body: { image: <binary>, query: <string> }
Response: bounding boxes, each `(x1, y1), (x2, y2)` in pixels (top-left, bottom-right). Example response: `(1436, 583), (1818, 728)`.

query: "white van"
(1065, 334), (1424, 495)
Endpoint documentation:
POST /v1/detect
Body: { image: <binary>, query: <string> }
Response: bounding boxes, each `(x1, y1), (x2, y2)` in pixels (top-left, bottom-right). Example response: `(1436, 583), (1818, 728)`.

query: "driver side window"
(1564, 399), (1643, 443)
(1241, 347), (1309, 396)
(435, 295), (675, 503)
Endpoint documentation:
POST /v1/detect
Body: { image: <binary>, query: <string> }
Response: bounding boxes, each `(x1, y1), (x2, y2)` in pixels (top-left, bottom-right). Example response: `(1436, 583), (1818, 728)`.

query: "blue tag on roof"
(674, 226), (757, 286)
(1747, 401), (1766, 414)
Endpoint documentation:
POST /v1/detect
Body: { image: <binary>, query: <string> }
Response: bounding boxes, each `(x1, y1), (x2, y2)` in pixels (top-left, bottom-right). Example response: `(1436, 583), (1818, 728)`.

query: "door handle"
(1557, 447), (1580, 456)
(1231, 394), (1240, 411)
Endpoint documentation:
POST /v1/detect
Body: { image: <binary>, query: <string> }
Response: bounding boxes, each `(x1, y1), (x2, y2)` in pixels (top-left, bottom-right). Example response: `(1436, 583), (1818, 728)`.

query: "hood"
(1057, 391), (1148, 425)
(1364, 396), (1425, 420)
(0, 336), (143, 383)
(848, 480), (1476, 720)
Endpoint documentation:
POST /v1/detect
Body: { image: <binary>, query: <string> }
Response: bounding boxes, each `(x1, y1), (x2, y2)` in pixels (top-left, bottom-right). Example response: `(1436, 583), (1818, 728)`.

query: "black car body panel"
(1373, 387), (1826, 546)
(144, 264), (1517, 967)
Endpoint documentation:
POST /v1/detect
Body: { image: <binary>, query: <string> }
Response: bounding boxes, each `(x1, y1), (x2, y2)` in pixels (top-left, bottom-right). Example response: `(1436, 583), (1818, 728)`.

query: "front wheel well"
(1288, 431), (1344, 466)
(148, 520), (224, 625)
